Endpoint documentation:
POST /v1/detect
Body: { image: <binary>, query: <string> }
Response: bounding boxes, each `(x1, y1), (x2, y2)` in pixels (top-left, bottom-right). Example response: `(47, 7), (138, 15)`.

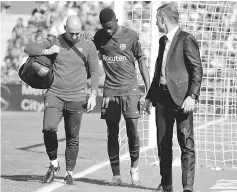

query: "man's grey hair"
(157, 3), (179, 24)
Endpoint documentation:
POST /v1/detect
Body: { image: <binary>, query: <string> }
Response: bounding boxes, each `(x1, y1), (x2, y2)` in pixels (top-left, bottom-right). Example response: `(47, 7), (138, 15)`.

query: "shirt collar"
(166, 26), (179, 42)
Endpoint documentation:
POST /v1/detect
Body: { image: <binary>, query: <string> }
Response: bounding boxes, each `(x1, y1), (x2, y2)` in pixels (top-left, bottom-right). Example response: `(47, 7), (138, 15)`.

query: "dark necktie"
(154, 36), (168, 79)
(159, 35), (168, 60)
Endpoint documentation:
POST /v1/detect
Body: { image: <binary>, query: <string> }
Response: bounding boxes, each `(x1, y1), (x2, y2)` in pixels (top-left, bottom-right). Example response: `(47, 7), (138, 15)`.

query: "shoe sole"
(111, 181), (122, 186)
(64, 181), (74, 185)
(131, 181), (141, 186)
(43, 171), (59, 183)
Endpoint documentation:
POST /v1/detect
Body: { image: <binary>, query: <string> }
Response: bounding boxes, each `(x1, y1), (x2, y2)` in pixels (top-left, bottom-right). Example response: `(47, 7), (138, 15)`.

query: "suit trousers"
(155, 87), (195, 190)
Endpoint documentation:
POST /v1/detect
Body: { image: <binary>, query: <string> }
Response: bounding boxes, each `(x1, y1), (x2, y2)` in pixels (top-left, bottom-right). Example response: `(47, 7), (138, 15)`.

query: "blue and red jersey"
(94, 26), (143, 96)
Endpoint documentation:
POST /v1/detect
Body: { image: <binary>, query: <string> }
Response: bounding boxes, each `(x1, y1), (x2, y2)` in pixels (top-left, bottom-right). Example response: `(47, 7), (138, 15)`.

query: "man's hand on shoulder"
(42, 45), (60, 55)
(79, 31), (93, 41)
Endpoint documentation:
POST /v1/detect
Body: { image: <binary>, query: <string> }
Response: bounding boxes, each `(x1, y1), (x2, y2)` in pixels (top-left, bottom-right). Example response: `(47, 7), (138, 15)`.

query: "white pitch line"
(172, 116), (227, 140)
(34, 146), (149, 192)
(210, 179), (237, 190)
(195, 117), (227, 130)
(172, 117), (227, 139)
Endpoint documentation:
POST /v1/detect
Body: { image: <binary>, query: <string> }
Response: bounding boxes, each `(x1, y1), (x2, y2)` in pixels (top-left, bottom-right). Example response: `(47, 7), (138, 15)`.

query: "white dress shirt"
(160, 26), (179, 85)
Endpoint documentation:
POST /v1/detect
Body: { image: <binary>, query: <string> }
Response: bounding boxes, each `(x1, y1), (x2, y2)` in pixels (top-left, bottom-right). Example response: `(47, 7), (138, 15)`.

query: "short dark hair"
(157, 3), (179, 24)
(99, 8), (116, 23)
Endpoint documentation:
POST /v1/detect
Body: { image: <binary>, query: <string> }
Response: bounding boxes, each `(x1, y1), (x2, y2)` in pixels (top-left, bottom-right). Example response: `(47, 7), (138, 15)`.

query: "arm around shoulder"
(137, 56), (150, 92)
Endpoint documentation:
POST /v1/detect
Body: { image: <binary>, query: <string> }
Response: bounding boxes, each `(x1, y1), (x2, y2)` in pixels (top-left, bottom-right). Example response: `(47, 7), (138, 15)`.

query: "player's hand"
(141, 99), (152, 115)
(78, 31), (93, 41)
(86, 94), (96, 113)
(140, 93), (146, 106)
(181, 96), (196, 113)
(42, 45), (60, 55)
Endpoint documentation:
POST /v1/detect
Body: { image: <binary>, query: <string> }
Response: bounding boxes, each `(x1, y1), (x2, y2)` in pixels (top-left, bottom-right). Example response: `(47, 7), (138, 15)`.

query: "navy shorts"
(101, 95), (141, 120)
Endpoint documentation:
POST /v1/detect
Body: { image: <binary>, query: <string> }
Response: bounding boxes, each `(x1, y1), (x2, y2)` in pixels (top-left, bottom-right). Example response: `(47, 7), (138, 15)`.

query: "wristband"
(90, 89), (97, 97)
(189, 93), (197, 100)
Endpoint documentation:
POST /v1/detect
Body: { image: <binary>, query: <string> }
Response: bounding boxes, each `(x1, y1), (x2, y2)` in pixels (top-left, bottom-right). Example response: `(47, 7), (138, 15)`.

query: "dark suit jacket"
(146, 28), (203, 106)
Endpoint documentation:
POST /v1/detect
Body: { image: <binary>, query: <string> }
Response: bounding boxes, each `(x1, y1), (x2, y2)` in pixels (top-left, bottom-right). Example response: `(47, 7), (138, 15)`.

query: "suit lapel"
(166, 28), (181, 65)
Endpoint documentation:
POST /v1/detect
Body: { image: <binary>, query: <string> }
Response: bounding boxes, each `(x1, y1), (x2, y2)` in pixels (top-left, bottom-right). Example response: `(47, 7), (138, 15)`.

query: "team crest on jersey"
(77, 47), (83, 52)
(119, 44), (126, 51)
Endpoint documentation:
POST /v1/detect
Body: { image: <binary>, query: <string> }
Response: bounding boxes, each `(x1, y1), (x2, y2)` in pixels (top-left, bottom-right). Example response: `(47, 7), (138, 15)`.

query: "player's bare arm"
(136, 56), (150, 94)
(137, 56), (150, 105)
(86, 41), (101, 113)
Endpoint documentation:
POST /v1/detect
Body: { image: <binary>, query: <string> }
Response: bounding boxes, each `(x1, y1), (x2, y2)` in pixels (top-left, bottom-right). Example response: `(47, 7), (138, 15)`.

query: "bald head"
(65, 15), (82, 32)
(66, 15), (82, 31)
(65, 15), (82, 43)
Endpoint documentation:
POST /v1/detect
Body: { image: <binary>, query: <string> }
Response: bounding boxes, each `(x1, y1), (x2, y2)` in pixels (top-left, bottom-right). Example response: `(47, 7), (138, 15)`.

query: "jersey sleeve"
(87, 41), (100, 90)
(131, 35), (143, 59)
(93, 32), (101, 51)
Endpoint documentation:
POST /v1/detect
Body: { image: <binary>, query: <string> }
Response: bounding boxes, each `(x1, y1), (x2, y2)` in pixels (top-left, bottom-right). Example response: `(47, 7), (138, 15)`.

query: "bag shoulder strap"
(62, 34), (87, 66)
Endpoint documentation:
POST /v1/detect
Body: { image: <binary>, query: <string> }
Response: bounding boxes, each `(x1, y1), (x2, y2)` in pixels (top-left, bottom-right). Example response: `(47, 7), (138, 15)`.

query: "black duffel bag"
(18, 54), (56, 89)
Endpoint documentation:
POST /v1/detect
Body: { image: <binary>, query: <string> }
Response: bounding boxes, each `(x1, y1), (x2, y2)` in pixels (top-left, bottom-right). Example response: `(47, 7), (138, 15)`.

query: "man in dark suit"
(142, 3), (203, 192)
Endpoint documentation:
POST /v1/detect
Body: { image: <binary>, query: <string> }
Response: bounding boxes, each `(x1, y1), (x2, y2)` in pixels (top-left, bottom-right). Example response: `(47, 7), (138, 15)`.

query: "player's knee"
(108, 132), (119, 140)
(107, 127), (119, 139)
(43, 123), (57, 132)
(107, 133), (119, 145)
(66, 137), (79, 147)
(127, 128), (139, 139)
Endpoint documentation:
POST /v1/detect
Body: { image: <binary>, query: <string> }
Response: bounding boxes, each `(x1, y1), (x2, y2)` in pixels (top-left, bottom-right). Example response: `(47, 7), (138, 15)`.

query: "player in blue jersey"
(93, 8), (150, 186)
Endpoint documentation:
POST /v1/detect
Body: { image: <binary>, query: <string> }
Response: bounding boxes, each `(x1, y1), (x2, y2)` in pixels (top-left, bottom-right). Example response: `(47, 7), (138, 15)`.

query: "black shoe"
(155, 183), (173, 192)
(183, 189), (193, 192)
(43, 163), (60, 183)
(64, 174), (74, 185)
(155, 183), (163, 191)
